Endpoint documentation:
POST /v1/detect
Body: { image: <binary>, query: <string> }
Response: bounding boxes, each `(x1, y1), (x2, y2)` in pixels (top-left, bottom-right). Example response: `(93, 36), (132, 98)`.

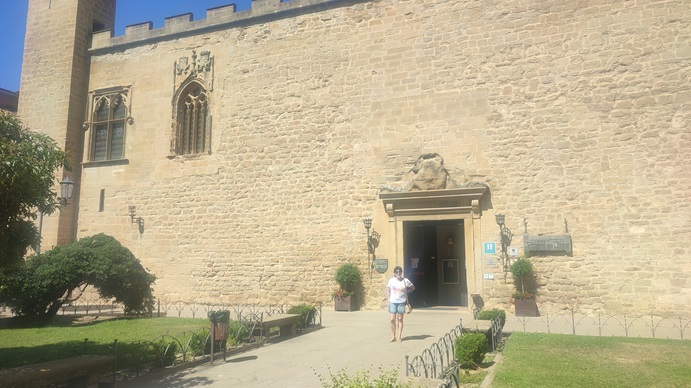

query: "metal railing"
(405, 317), (502, 388)
(405, 308), (690, 388)
(1, 300), (323, 385)
(505, 309), (689, 340)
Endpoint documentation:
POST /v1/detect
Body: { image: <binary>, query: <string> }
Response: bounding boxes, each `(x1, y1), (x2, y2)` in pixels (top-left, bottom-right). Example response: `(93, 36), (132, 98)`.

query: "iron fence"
(505, 309), (689, 340)
(1, 300), (323, 385)
(405, 309), (690, 388)
(405, 317), (502, 388)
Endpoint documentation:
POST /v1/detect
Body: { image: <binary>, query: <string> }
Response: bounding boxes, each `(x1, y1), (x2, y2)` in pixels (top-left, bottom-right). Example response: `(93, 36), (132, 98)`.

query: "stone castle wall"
(19, 0), (116, 247)
(26, 0), (690, 315)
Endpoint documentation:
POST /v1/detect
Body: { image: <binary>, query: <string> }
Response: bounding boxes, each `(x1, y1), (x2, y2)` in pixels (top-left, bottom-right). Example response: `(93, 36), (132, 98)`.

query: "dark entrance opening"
(403, 220), (467, 308)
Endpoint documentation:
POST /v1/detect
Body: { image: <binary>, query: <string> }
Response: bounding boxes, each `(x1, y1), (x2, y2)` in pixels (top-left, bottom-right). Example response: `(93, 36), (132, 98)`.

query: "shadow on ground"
(402, 334), (432, 341)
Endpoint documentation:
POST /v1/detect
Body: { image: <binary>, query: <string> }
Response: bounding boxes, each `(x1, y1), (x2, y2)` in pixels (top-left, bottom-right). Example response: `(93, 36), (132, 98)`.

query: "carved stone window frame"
(171, 79), (212, 157)
(170, 50), (214, 158)
(84, 85), (132, 164)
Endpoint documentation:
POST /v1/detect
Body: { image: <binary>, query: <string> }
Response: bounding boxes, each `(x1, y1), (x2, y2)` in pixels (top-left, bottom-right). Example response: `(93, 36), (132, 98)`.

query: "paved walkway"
(119, 307), (687, 387)
(123, 307), (475, 387)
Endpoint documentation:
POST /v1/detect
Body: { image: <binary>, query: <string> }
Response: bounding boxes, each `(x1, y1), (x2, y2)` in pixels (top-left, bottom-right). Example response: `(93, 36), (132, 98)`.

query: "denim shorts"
(388, 302), (406, 314)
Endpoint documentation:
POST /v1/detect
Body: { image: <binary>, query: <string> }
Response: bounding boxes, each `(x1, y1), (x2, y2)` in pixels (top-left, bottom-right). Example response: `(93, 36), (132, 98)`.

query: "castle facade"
(18, 0), (690, 315)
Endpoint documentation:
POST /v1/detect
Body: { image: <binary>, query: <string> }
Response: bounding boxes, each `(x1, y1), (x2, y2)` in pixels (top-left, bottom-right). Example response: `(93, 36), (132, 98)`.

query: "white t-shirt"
(387, 277), (414, 304)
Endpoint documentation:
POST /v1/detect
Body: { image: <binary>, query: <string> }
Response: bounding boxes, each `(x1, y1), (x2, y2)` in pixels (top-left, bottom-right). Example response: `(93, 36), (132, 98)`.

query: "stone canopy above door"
(378, 153), (488, 218)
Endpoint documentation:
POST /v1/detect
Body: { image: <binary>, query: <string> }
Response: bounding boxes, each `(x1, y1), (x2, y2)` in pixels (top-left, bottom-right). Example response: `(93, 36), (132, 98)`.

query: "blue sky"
(0, 0), (253, 92)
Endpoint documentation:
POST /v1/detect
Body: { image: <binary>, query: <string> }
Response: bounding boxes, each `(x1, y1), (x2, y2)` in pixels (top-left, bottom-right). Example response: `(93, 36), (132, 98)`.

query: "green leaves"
(0, 111), (70, 268)
(0, 234), (156, 321)
(509, 257), (534, 295)
(455, 333), (489, 370)
(334, 263), (362, 292)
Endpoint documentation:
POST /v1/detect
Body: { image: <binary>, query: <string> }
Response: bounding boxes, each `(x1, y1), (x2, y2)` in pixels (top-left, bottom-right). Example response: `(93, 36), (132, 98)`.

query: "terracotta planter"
(514, 298), (539, 317)
(334, 295), (353, 311)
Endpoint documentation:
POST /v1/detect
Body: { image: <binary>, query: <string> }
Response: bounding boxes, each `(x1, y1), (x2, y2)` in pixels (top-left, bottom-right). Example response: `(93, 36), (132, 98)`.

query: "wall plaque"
(523, 234), (572, 256)
(373, 258), (388, 274)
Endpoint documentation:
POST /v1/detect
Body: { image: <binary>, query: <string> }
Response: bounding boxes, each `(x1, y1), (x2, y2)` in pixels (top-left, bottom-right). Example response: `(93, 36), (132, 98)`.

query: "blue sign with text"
(483, 242), (497, 254)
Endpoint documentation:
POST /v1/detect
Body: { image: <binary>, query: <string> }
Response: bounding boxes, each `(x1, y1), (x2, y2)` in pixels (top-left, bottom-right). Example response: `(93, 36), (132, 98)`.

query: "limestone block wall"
(18, 0), (116, 249)
(70, 0), (690, 315)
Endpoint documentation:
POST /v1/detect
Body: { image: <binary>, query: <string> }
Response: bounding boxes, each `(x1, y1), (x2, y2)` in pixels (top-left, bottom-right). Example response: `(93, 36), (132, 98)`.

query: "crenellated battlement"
(90, 0), (364, 52)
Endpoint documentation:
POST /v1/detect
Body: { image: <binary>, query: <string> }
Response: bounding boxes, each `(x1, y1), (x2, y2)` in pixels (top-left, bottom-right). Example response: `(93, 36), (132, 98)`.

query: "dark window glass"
(176, 83), (209, 155)
(91, 92), (127, 161)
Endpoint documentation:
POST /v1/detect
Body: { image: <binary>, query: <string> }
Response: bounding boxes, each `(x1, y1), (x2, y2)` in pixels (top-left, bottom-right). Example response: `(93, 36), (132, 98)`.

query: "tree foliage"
(509, 257), (534, 295)
(0, 110), (70, 269)
(334, 263), (362, 292)
(0, 234), (156, 321)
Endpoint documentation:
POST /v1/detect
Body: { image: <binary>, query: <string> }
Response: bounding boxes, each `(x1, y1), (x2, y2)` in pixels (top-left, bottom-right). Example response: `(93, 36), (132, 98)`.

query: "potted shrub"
(510, 257), (539, 317)
(333, 263), (362, 311)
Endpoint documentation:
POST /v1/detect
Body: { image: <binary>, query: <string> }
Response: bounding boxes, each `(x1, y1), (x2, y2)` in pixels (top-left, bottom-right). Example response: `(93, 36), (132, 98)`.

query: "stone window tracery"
(90, 90), (128, 161)
(175, 82), (210, 155)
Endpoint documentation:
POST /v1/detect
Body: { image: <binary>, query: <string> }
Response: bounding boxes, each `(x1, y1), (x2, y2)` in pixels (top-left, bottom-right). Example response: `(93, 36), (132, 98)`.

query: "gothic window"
(91, 91), (127, 161)
(176, 82), (209, 155)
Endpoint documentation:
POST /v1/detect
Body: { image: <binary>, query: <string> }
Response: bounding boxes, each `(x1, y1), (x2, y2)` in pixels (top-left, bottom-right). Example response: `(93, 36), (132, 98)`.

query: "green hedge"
(455, 333), (488, 369)
(288, 304), (317, 330)
(476, 308), (506, 329)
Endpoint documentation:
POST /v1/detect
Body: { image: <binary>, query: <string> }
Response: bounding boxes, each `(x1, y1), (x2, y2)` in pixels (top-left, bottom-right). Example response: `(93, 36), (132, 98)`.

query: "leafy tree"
(0, 234), (156, 321)
(0, 110), (70, 269)
(334, 263), (362, 293)
(510, 257), (536, 298)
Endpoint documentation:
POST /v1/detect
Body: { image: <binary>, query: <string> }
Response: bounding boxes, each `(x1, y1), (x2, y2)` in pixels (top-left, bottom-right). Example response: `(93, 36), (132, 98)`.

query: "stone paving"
(122, 308), (474, 387)
(117, 306), (689, 387)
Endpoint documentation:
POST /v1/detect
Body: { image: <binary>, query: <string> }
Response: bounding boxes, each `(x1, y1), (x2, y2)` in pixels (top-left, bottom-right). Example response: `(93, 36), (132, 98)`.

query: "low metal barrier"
(505, 309), (689, 340)
(405, 308), (690, 388)
(1, 300), (323, 385)
(405, 317), (502, 388)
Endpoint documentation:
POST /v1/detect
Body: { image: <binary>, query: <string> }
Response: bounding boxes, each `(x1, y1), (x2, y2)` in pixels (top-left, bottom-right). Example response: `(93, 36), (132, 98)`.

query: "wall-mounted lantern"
(128, 205), (144, 234)
(59, 176), (74, 206)
(496, 213), (513, 280)
(363, 218), (380, 274)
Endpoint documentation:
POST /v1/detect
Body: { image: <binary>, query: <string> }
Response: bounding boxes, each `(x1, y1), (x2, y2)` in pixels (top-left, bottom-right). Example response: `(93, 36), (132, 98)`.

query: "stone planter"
(334, 295), (353, 311)
(514, 298), (539, 317)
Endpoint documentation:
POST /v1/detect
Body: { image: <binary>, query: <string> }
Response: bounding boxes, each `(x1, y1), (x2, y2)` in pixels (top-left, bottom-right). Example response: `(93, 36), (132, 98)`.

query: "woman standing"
(386, 266), (415, 342)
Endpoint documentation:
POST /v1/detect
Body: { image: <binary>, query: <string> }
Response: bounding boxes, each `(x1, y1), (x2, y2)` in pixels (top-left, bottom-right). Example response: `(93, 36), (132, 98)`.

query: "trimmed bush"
(0, 234), (155, 321)
(510, 257), (535, 298)
(476, 309), (506, 329)
(288, 304), (317, 330)
(334, 263), (362, 292)
(455, 333), (488, 369)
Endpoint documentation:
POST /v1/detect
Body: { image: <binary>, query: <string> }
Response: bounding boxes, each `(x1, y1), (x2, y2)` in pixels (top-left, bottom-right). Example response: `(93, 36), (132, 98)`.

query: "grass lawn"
(491, 332), (691, 388)
(0, 315), (208, 369)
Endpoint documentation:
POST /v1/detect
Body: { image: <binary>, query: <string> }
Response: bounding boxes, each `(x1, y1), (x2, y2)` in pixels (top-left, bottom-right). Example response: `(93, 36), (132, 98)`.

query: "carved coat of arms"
(175, 57), (189, 76)
(196, 51), (212, 73)
(173, 50), (214, 92)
